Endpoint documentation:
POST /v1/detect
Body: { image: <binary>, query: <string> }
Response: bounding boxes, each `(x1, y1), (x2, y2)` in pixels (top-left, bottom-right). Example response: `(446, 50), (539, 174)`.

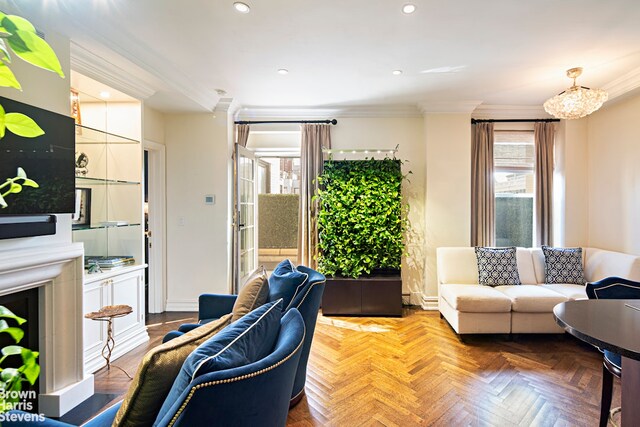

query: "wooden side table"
(85, 304), (134, 379)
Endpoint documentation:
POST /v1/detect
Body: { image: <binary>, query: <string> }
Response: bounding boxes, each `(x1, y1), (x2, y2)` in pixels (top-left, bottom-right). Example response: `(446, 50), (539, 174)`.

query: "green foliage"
(0, 306), (40, 413)
(316, 158), (409, 278)
(0, 12), (61, 209)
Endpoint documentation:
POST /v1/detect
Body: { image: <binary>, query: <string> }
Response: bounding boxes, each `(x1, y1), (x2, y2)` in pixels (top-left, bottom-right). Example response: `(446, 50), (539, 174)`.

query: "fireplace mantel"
(0, 242), (93, 417)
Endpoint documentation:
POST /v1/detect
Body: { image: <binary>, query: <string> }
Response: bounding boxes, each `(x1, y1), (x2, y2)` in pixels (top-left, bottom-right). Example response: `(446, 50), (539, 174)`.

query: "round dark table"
(554, 300), (640, 426)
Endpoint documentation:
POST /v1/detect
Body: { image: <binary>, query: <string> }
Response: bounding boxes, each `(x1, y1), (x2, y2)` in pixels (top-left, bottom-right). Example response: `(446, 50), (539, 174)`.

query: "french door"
(233, 144), (258, 293)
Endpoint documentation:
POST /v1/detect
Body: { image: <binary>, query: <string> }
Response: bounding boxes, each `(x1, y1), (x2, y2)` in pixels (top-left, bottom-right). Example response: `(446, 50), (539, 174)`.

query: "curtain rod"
(471, 118), (560, 124)
(234, 119), (337, 125)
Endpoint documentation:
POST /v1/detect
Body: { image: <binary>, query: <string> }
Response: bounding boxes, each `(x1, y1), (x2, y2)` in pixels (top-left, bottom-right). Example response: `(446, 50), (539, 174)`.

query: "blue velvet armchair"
(4, 309), (306, 427)
(163, 264), (326, 406)
(585, 276), (640, 427)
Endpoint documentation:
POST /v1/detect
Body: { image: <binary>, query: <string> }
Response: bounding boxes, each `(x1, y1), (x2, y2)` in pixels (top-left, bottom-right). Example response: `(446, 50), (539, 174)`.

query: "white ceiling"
(5, 0), (640, 113)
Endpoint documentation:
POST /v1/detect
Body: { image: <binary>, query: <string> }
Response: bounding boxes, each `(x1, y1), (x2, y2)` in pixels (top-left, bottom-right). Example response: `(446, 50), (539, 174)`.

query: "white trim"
(419, 100), (482, 114)
(237, 105), (422, 119)
(421, 295), (439, 311)
(602, 66), (640, 101)
(70, 41), (156, 100)
(144, 140), (167, 313)
(472, 104), (552, 119)
(165, 300), (199, 312)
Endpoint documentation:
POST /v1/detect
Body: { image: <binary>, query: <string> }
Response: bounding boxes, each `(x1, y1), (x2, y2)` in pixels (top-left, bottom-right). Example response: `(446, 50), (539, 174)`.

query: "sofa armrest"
(198, 294), (237, 320)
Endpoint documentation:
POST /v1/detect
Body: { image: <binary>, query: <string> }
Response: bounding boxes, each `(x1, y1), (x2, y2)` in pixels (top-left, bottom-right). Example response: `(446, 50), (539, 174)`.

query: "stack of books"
(85, 255), (135, 270)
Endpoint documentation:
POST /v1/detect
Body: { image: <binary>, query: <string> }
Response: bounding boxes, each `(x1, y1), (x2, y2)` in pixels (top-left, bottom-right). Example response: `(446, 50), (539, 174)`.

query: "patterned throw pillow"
(542, 246), (585, 284)
(475, 247), (521, 286)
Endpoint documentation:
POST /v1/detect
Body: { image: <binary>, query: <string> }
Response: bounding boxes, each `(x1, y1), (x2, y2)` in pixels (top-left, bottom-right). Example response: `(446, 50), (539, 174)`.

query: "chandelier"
(543, 67), (608, 120)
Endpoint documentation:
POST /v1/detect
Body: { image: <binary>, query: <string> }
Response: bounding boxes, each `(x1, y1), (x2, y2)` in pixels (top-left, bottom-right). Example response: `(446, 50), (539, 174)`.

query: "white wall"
(144, 105), (166, 144)
(164, 112), (231, 309)
(423, 114), (472, 302)
(0, 30), (71, 251)
(585, 93), (640, 254)
(331, 117), (426, 304)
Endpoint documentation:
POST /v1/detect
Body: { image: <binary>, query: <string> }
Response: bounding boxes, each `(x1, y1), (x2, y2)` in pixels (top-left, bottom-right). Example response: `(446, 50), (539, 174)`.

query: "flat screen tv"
(0, 96), (75, 216)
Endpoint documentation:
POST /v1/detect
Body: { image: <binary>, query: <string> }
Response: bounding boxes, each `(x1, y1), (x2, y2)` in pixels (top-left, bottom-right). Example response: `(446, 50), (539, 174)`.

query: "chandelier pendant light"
(543, 67), (608, 120)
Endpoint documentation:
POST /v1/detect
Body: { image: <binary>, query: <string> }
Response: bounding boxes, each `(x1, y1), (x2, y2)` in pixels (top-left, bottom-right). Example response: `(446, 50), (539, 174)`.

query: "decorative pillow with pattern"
(542, 246), (585, 285)
(475, 247), (521, 286)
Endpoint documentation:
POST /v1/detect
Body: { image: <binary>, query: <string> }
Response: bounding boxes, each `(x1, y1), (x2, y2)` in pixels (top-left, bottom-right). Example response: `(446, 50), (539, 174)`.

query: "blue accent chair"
(163, 264), (326, 406)
(585, 276), (640, 427)
(4, 309), (306, 427)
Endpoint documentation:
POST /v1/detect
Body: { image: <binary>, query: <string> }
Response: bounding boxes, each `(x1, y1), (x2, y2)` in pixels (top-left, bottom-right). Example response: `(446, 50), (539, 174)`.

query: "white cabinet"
(82, 266), (148, 375)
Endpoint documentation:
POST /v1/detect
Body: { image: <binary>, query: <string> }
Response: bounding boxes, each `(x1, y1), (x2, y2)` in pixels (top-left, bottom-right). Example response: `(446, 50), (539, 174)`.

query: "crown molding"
(418, 101), (482, 114)
(70, 42), (156, 101)
(237, 104), (422, 120)
(471, 104), (552, 120)
(602, 66), (640, 101)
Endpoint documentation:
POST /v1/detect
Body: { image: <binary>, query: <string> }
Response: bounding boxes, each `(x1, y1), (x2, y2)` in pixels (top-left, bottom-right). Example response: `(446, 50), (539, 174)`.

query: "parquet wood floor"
(94, 308), (616, 426)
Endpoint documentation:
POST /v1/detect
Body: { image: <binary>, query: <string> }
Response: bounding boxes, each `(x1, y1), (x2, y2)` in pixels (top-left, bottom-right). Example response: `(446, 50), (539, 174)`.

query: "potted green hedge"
(316, 158), (408, 316)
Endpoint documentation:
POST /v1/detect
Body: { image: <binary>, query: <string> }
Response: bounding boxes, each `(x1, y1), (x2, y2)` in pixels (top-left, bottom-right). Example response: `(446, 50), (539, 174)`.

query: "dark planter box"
(322, 274), (402, 317)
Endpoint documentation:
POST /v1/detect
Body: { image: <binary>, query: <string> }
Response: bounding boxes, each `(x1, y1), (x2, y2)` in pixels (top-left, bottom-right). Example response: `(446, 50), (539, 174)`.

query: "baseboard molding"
(165, 300), (199, 312)
(84, 328), (149, 376)
(421, 295), (439, 311)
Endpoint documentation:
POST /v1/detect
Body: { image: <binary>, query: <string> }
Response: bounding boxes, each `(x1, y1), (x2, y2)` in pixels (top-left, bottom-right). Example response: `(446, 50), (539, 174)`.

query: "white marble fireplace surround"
(0, 242), (93, 417)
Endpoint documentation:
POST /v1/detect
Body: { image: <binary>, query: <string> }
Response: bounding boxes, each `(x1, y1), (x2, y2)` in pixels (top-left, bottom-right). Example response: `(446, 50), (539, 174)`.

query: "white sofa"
(437, 247), (640, 335)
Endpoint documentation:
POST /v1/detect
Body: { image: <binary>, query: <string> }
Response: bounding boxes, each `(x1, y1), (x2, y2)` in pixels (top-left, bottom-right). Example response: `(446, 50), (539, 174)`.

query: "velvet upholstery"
(269, 259), (309, 311)
(4, 309), (305, 427)
(162, 263), (326, 404)
(585, 276), (640, 427)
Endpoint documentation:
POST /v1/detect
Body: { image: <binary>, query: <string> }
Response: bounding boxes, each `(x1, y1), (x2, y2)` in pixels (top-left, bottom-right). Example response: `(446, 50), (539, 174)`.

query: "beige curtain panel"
(471, 122), (495, 247)
(298, 124), (332, 269)
(236, 124), (250, 147)
(534, 122), (555, 246)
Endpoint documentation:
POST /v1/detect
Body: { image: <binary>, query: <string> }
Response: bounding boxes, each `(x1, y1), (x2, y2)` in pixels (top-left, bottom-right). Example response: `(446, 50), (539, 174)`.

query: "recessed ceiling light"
(99, 91), (110, 99)
(277, 68), (289, 75)
(233, 2), (250, 13)
(392, 70), (403, 75)
(402, 4), (416, 14)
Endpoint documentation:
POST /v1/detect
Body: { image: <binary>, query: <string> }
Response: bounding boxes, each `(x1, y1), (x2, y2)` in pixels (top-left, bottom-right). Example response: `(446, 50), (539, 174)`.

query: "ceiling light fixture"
(392, 70), (403, 75)
(402, 4), (416, 14)
(99, 91), (110, 99)
(543, 67), (608, 120)
(233, 2), (250, 13)
(277, 68), (289, 75)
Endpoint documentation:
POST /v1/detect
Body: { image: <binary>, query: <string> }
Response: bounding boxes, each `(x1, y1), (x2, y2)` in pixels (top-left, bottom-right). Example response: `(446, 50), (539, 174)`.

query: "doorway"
(144, 141), (166, 314)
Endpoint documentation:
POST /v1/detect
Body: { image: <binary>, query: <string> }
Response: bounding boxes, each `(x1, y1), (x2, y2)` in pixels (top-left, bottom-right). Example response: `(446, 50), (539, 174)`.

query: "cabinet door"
(110, 270), (145, 340)
(83, 280), (109, 369)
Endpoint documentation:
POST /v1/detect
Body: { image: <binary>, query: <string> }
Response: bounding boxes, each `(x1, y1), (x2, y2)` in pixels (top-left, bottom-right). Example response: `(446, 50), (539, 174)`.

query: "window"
(494, 130), (534, 247)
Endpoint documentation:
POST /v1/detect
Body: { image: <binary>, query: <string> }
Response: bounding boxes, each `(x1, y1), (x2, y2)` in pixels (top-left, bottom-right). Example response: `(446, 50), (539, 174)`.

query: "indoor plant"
(315, 157), (408, 316)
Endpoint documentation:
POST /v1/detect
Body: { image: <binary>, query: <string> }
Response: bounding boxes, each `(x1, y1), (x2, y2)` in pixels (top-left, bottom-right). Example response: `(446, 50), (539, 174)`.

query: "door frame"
(233, 144), (258, 293)
(144, 140), (166, 313)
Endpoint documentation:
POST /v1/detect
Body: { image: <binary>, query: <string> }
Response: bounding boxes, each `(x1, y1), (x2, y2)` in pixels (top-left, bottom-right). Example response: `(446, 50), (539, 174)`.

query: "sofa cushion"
(437, 247), (479, 285)
(113, 313), (233, 427)
(269, 259), (309, 310)
(440, 284), (512, 312)
(542, 246), (585, 284)
(542, 284), (588, 301)
(584, 247), (640, 282)
(155, 300), (283, 424)
(495, 285), (568, 312)
(516, 248), (538, 285)
(475, 247), (521, 286)
(231, 265), (269, 321)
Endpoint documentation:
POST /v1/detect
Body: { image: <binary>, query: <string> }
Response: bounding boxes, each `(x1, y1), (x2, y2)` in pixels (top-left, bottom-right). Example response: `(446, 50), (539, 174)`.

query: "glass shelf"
(72, 223), (141, 231)
(76, 176), (141, 185)
(75, 125), (140, 145)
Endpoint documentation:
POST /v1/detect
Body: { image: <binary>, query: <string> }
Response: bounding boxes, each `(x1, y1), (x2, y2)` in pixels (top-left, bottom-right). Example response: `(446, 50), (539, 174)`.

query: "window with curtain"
(494, 130), (534, 247)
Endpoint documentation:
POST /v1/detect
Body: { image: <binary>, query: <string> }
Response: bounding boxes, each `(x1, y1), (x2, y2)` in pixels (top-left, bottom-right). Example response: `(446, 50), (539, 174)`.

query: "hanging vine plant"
(315, 158), (409, 279)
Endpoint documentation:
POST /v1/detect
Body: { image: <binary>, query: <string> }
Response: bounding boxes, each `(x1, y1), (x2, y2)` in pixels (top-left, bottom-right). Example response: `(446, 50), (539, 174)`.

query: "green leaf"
(0, 62), (20, 89)
(0, 327), (24, 343)
(0, 306), (26, 325)
(4, 112), (45, 137)
(0, 193), (6, 208)
(3, 15), (37, 33)
(2, 345), (23, 356)
(0, 38), (11, 62)
(16, 167), (26, 179)
(7, 30), (65, 77)
(21, 178), (38, 188)
(0, 367), (20, 382)
(20, 349), (39, 385)
(8, 182), (21, 194)
(0, 103), (5, 139)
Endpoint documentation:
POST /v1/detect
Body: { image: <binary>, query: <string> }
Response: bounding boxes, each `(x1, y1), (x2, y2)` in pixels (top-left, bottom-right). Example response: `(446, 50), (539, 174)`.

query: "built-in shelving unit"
(71, 79), (148, 375)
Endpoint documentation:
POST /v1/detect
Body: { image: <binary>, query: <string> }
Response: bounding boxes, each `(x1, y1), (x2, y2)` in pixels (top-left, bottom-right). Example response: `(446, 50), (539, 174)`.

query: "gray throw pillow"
(542, 246), (585, 284)
(475, 246), (521, 286)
